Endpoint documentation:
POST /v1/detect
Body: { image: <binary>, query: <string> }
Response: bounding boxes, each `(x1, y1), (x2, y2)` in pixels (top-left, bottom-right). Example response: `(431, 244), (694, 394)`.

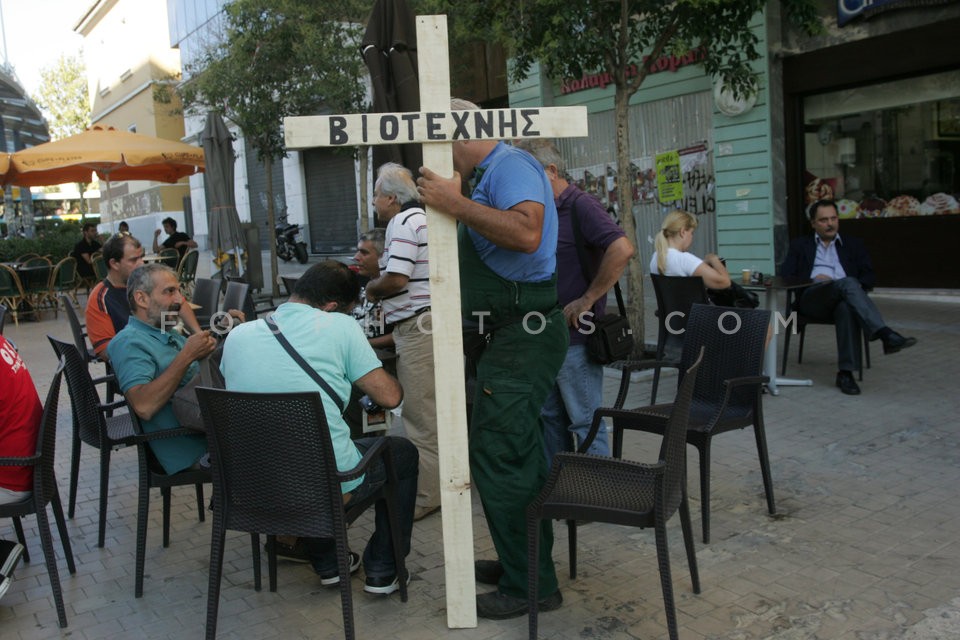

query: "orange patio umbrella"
(3, 125), (204, 187)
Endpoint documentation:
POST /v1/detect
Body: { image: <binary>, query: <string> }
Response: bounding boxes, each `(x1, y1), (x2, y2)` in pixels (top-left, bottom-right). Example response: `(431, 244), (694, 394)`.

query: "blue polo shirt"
(468, 141), (558, 282)
(219, 302), (382, 493)
(107, 316), (206, 474)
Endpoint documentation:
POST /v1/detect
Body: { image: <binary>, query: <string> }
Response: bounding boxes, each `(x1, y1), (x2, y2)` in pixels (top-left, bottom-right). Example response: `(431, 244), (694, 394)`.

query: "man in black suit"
(781, 199), (916, 395)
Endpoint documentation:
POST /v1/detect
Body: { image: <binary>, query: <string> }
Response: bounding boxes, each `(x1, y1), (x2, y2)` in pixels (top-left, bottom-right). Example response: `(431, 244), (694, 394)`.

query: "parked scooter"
(275, 214), (308, 264)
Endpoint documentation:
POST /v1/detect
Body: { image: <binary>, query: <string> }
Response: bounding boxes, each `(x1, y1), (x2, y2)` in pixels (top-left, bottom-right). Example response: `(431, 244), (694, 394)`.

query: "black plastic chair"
(61, 294), (98, 366)
(602, 303), (773, 544)
(129, 412), (209, 597)
(781, 287), (871, 381)
(48, 335), (136, 547)
(191, 277), (222, 328)
(0, 360), (76, 628)
(196, 388), (408, 640)
(222, 279), (256, 320)
(527, 349), (704, 640)
(649, 274), (709, 404)
(281, 276), (299, 297)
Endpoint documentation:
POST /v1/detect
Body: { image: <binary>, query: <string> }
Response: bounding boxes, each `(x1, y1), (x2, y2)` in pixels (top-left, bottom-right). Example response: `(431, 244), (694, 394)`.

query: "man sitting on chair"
(220, 261), (418, 596)
(108, 264), (216, 473)
(781, 198), (916, 395)
(86, 233), (203, 361)
(153, 217), (197, 260)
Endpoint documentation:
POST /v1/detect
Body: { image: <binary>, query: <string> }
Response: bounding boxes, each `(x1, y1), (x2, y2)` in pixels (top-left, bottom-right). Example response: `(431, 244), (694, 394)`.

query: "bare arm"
(694, 253), (732, 289)
(353, 367), (403, 410)
(365, 272), (409, 301)
(417, 167), (543, 253)
(125, 331), (217, 420)
(176, 238), (198, 249)
(152, 229), (162, 253)
(178, 301), (204, 334)
(564, 236), (635, 328)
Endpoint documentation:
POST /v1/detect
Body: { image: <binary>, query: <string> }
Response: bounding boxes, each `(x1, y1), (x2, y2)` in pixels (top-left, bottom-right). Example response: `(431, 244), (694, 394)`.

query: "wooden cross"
(285, 15), (587, 628)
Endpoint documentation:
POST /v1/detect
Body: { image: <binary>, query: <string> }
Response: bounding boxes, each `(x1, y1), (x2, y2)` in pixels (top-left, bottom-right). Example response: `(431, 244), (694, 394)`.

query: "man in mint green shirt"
(220, 261), (418, 596)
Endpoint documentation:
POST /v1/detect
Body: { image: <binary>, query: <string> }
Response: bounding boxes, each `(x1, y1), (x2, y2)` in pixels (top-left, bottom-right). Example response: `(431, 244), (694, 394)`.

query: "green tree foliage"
(420, 0), (821, 351)
(178, 0), (369, 288)
(30, 54), (93, 218)
(31, 54), (91, 140)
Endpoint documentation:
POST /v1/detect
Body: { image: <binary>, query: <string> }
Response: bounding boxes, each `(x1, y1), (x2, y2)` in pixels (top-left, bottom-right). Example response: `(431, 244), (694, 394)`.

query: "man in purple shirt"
(516, 139), (634, 461)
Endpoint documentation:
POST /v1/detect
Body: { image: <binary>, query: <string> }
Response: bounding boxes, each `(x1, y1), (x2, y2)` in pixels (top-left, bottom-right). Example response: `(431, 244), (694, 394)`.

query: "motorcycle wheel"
(295, 242), (309, 264)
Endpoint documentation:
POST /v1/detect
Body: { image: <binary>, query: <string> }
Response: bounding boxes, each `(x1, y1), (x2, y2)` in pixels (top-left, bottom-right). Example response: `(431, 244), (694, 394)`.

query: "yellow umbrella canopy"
(4, 125), (205, 187)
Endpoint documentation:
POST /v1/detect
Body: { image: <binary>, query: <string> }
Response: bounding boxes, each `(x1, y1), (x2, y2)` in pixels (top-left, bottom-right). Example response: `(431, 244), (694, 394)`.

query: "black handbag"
(706, 281), (760, 309)
(586, 309), (634, 364)
(570, 193), (634, 364)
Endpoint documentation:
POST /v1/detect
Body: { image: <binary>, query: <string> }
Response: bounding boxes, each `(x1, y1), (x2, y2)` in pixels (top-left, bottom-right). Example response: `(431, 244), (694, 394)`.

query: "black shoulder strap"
(569, 192), (627, 317)
(264, 316), (345, 414)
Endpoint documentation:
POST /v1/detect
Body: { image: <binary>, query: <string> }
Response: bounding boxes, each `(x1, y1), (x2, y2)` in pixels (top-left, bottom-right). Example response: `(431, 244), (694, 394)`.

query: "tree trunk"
(265, 156), (280, 295)
(614, 84), (646, 357)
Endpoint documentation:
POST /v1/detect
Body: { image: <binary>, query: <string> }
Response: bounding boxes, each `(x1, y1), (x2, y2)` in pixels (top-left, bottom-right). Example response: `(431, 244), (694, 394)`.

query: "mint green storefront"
(507, 12), (781, 280)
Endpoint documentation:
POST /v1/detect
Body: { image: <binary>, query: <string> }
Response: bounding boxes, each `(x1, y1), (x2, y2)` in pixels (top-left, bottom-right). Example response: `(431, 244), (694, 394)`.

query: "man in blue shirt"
(108, 264), (217, 473)
(782, 199), (916, 395)
(417, 99), (568, 620)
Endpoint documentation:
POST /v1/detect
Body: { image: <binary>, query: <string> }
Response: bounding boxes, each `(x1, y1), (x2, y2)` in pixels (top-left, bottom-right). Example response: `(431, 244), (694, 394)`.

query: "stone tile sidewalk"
(1, 285), (958, 639)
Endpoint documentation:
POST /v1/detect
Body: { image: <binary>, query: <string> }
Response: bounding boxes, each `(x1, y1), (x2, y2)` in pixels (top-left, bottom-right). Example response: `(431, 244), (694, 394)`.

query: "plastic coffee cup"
(741, 269), (751, 284)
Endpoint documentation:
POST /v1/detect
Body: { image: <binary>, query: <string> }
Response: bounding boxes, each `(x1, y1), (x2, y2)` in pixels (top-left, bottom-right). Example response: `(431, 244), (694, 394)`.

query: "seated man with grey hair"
(108, 263), (218, 473)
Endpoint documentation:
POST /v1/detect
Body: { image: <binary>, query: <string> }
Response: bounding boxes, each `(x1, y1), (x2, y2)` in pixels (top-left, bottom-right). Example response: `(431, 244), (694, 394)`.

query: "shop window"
(802, 70), (960, 218)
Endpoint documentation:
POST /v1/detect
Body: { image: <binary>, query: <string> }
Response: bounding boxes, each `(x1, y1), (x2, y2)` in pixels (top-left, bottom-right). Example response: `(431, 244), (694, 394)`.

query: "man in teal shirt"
(108, 264), (217, 473)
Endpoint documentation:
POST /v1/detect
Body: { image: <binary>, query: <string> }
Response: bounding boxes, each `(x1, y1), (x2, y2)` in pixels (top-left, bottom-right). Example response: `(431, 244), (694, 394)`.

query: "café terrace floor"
(2, 254), (959, 639)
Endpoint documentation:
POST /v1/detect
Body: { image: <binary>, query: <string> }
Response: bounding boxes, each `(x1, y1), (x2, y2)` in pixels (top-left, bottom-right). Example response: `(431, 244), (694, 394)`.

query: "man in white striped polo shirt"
(365, 162), (439, 521)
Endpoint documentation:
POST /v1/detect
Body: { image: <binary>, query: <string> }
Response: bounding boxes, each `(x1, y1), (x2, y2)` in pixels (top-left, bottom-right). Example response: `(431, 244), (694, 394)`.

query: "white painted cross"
(285, 15), (587, 628)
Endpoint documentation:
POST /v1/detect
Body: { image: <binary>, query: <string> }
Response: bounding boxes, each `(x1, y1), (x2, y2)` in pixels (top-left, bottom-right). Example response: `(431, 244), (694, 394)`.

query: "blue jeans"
(541, 344), (610, 463)
(305, 436), (418, 579)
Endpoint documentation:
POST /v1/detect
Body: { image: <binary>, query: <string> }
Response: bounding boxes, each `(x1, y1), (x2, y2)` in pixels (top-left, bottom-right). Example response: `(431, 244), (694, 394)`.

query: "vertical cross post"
(284, 14), (587, 629)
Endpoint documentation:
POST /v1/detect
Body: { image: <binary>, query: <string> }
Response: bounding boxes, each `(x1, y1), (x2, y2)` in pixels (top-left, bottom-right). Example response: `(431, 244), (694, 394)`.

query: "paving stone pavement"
(1, 279), (958, 639)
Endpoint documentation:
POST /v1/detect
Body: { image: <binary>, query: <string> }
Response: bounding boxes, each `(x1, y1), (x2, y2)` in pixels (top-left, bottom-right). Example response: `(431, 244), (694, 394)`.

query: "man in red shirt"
(0, 334), (37, 598)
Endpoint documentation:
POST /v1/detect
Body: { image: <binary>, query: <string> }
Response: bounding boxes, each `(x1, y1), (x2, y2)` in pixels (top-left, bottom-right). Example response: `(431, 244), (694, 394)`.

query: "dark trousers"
(469, 308), (568, 599)
(306, 436), (418, 578)
(797, 277), (885, 372)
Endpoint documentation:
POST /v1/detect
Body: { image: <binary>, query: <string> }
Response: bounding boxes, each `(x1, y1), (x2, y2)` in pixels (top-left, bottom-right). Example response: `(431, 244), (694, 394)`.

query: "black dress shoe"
(882, 332), (917, 355)
(836, 371), (861, 395)
(476, 589), (563, 619)
(474, 559), (504, 585)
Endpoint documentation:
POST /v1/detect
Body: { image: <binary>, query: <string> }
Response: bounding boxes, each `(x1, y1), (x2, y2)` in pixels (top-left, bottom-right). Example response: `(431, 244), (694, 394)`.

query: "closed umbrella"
(201, 112), (245, 277)
(362, 0), (421, 176)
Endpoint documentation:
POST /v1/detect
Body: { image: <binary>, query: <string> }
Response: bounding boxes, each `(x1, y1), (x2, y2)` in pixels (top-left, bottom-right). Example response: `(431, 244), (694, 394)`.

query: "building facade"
(75, 0), (195, 242)
(509, 0), (960, 289)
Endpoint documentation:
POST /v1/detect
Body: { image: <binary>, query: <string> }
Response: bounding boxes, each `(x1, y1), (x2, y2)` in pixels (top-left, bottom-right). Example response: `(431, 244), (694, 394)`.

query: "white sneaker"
(0, 540), (24, 576)
(319, 551), (361, 586)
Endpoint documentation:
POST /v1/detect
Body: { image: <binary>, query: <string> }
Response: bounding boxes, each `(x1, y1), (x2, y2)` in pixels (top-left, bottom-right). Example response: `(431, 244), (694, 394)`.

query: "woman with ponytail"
(650, 210), (731, 289)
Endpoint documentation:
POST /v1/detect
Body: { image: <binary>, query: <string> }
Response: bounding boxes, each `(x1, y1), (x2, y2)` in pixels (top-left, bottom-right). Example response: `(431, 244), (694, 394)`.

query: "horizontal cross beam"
(285, 107), (588, 149)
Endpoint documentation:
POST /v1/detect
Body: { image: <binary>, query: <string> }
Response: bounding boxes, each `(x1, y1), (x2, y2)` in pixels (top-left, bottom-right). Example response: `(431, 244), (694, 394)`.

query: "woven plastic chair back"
(52, 257), (78, 291)
(683, 304), (768, 422)
(177, 249), (199, 283)
(60, 297), (95, 364)
(660, 347), (703, 516)
(36, 360), (65, 506)
(191, 278), (221, 326)
(197, 388), (346, 539)
(221, 280), (249, 315)
(48, 336), (108, 448)
(650, 274), (708, 359)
